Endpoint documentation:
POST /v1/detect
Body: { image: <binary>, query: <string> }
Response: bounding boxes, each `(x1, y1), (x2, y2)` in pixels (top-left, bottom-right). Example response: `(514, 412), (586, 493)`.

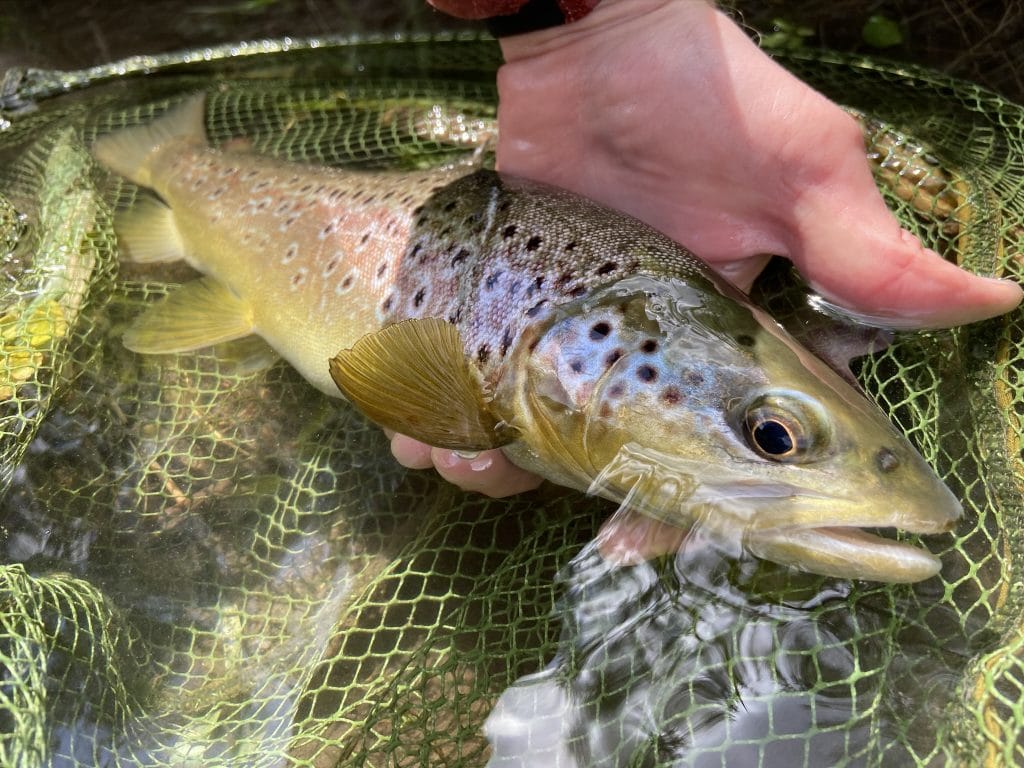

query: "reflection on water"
(487, 530), (968, 767)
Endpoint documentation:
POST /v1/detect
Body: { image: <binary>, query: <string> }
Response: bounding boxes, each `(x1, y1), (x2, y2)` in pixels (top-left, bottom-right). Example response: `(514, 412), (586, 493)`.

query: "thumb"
(786, 181), (1021, 329)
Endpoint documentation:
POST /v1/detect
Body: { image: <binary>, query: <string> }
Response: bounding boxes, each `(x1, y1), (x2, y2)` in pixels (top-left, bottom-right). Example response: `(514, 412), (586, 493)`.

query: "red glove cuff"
(430, 0), (600, 36)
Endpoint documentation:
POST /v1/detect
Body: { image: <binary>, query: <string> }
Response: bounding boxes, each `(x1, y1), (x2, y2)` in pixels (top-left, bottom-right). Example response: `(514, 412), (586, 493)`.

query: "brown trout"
(92, 94), (961, 582)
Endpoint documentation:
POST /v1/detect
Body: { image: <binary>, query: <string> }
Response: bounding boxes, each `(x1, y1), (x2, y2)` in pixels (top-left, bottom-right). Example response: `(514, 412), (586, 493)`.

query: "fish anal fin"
(123, 277), (254, 354)
(115, 196), (186, 264)
(329, 318), (510, 451)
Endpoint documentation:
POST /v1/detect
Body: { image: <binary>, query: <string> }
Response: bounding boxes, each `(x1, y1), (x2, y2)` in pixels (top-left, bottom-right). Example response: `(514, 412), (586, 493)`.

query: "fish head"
(513, 274), (961, 582)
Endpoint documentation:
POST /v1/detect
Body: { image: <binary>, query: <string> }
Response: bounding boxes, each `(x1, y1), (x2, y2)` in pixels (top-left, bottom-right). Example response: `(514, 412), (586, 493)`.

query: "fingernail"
(454, 450), (480, 460)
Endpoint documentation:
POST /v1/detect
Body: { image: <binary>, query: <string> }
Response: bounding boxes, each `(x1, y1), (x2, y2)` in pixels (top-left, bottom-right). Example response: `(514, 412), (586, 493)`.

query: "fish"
(90, 93), (962, 583)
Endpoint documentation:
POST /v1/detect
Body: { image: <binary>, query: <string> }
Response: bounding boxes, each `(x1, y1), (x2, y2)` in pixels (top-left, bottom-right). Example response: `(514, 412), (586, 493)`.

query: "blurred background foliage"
(0, 0), (1021, 103)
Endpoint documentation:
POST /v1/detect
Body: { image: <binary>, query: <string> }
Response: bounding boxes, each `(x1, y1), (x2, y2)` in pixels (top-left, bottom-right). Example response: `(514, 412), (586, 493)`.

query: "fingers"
(595, 508), (691, 566)
(389, 432), (435, 470)
(431, 447), (544, 497)
(389, 432), (543, 497)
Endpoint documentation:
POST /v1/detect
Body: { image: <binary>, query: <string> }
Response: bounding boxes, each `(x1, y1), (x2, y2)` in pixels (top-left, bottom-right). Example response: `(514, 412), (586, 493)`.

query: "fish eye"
(739, 391), (829, 463)
(749, 418), (795, 457)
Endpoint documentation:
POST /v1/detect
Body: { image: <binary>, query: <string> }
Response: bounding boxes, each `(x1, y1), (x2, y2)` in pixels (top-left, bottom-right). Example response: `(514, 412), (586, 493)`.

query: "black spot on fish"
(364, 195), (377, 204)
(382, 296), (393, 312)
(526, 235), (543, 251)
(477, 344), (491, 364)
(444, 200), (458, 212)
(498, 200), (511, 212)
(569, 286), (587, 298)
(686, 371), (704, 386)
(662, 386), (682, 405)
(608, 383), (625, 399)
(605, 349), (624, 367)
(596, 260), (618, 276)
(285, 215), (298, 226)
(556, 271), (575, 286)
(299, 183), (313, 193)
(590, 322), (611, 341)
(410, 243), (422, 260)
(451, 248), (470, 267)
(876, 448), (900, 473)
(361, 232), (371, 245)
(526, 300), (547, 318)
(737, 334), (756, 347)
(413, 288), (426, 307)
(324, 257), (340, 274)
(569, 359), (584, 373)
(502, 225), (517, 239)
(565, 241), (577, 251)
(534, 276), (545, 290)
(641, 339), (658, 353)
(637, 365), (658, 383)
(412, 205), (425, 217)
(486, 271), (503, 290)
(500, 327), (513, 357)
(377, 262), (388, 278)
(341, 274), (354, 289)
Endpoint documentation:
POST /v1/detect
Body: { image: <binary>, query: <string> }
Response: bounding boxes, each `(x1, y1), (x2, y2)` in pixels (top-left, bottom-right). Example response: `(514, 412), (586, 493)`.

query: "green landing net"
(0, 34), (1021, 768)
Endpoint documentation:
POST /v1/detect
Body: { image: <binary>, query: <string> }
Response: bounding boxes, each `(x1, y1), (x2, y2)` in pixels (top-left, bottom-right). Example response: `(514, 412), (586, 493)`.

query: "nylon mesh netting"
(0, 35), (1022, 767)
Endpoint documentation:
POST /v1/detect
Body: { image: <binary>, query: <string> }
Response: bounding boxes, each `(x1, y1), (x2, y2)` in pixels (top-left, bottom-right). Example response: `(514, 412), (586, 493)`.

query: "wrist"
(498, 0), (713, 62)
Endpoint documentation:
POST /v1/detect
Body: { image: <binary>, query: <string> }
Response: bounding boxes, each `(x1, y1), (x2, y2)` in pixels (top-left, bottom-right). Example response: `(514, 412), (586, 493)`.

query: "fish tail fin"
(92, 93), (207, 186)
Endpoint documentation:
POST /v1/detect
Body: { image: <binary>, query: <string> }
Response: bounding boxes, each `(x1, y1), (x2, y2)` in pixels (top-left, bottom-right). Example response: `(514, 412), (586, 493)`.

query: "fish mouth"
(746, 524), (948, 583)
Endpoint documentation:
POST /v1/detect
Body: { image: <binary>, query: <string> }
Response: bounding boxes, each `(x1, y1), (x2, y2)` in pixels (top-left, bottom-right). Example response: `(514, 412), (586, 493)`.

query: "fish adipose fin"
(91, 94), (207, 187)
(329, 318), (511, 451)
(123, 277), (255, 354)
(115, 196), (186, 264)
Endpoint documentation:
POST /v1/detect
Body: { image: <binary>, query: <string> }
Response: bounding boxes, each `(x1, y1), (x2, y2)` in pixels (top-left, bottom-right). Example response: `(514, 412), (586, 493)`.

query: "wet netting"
(0, 34), (1022, 767)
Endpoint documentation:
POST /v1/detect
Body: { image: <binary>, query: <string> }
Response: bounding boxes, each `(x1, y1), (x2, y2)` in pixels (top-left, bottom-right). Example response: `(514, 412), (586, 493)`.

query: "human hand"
(401, 0), (1023, 497)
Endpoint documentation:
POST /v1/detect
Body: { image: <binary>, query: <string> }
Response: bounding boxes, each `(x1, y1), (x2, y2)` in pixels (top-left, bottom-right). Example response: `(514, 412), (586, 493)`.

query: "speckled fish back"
(385, 170), (715, 384)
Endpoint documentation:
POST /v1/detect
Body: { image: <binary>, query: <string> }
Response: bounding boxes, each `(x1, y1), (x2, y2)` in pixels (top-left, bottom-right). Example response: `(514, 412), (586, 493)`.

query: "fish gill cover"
(0, 34), (1021, 768)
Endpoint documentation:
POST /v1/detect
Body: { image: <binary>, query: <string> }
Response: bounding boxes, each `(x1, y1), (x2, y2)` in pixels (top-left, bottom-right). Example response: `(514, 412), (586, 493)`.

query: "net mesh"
(0, 34), (1022, 767)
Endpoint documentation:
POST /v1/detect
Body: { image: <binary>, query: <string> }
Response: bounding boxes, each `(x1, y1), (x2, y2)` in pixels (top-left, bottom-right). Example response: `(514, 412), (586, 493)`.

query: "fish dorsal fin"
(115, 196), (186, 264)
(329, 318), (511, 451)
(123, 277), (254, 354)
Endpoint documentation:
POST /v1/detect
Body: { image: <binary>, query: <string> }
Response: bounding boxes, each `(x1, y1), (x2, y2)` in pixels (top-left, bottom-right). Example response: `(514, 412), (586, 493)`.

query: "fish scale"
(392, 170), (706, 387)
(91, 94), (965, 583)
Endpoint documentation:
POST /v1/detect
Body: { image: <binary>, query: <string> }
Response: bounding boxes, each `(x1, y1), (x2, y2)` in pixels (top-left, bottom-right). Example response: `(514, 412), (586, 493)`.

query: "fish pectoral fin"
(123, 277), (255, 354)
(329, 318), (511, 451)
(115, 196), (186, 264)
